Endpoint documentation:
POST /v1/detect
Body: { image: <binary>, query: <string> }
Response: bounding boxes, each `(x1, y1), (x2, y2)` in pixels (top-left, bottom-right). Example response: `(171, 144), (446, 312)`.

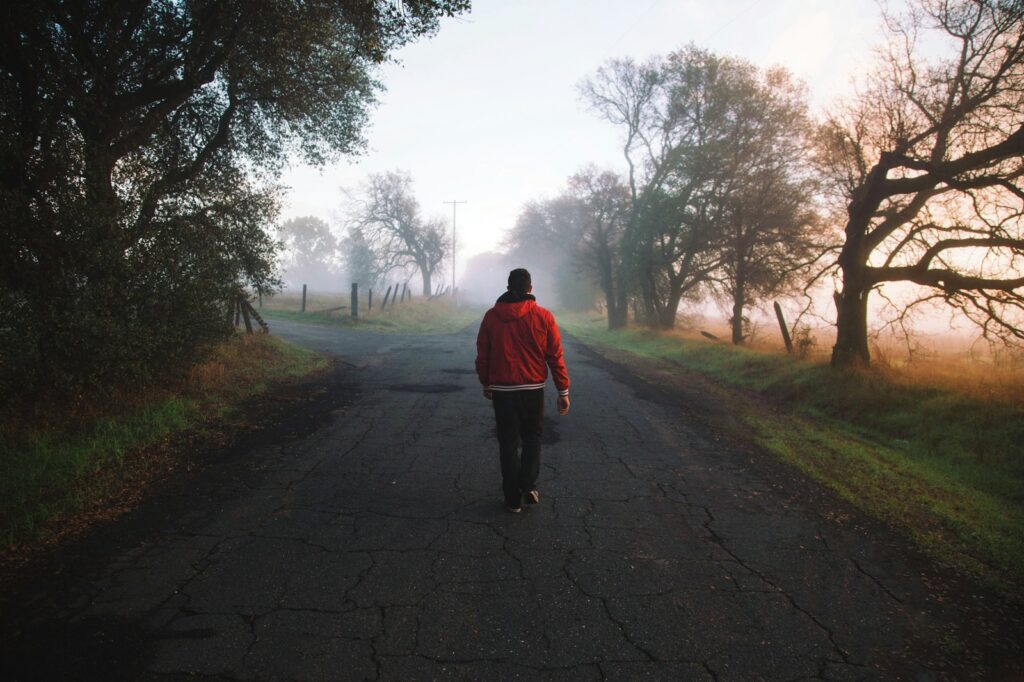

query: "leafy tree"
(821, 0), (1024, 368)
(503, 195), (597, 311)
(342, 227), (385, 292)
(710, 68), (821, 344)
(567, 168), (631, 327)
(581, 48), (760, 329)
(0, 0), (468, 402)
(348, 171), (449, 296)
(582, 48), (823, 333)
(278, 216), (340, 291)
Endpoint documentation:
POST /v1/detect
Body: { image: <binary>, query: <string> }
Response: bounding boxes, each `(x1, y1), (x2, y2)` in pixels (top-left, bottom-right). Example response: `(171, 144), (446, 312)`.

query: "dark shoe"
(505, 494), (522, 513)
(523, 489), (540, 505)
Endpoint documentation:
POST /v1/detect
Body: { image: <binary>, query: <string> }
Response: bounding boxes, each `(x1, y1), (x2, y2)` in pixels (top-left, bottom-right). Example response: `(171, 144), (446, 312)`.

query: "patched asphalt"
(2, 318), (1022, 680)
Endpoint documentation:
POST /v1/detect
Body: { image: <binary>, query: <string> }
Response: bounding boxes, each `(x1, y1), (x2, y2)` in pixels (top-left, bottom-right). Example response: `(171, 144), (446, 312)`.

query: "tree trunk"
(831, 240), (872, 367)
(419, 262), (432, 297)
(608, 295), (628, 329)
(640, 266), (660, 328)
(830, 155), (898, 369)
(731, 292), (745, 345)
(831, 193), (878, 368)
(596, 245), (624, 330)
(733, 262), (749, 342)
(831, 283), (871, 368)
(657, 287), (683, 330)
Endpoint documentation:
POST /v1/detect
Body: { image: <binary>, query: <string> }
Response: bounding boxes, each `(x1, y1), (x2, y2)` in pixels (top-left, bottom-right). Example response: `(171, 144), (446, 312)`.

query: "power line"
(701, 0), (766, 44)
(609, 0), (667, 51)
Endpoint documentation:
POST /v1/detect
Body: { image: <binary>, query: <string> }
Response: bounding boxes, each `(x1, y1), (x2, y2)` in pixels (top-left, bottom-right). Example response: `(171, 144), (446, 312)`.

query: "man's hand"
(557, 394), (570, 415)
(483, 388), (493, 401)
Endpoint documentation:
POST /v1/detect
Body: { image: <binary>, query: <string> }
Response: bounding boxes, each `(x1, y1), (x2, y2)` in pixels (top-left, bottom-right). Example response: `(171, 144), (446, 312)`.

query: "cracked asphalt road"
(2, 319), (1021, 681)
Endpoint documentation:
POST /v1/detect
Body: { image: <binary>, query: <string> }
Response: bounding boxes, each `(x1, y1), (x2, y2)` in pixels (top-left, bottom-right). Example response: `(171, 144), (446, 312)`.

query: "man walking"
(475, 268), (570, 512)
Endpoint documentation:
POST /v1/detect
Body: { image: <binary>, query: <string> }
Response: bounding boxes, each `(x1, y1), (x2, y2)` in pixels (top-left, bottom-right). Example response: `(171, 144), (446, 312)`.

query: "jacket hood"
(494, 291), (536, 321)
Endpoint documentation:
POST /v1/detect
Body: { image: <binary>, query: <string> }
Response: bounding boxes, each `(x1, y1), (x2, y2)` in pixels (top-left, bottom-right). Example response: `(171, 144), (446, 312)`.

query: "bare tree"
(348, 171), (449, 296)
(821, 0), (1024, 368)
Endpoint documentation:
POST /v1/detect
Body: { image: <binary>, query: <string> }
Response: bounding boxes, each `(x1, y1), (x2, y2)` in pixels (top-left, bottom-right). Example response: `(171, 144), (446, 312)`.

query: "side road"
(1, 319), (1021, 680)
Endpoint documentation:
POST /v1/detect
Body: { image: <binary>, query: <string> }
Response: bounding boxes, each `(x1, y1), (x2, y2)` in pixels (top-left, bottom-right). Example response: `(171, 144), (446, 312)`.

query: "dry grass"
(261, 289), (351, 313)
(871, 354), (1024, 406)
(647, 311), (1024, 407)
(262, 293), (485, 335)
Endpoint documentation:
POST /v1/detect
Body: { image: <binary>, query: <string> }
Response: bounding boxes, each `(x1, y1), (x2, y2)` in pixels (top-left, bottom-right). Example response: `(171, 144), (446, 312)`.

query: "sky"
(280, 0), (883, 287)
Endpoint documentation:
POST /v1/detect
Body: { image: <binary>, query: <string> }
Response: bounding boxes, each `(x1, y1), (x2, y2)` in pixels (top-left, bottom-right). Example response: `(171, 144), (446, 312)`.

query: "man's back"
(476, 291), (569, 395)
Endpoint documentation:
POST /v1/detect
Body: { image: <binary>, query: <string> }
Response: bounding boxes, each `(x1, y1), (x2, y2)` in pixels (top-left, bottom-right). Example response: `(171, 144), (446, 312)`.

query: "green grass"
(0, 334), (326, 549)
(560, 313), (1024, 594)
(262, 296), (484, 335)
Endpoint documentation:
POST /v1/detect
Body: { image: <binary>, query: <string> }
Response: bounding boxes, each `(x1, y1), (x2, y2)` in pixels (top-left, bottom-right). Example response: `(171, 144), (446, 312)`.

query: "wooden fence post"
(351, 282), (358, 318)
(368, 288), (373, 311)
(774, 301), (794, 354)
(244, 300), (269, 333)
(240, 298), (253, 333)
(388, 284), (398, 307)
(381, 284), (393, 310)
(301, 284), (307, 313)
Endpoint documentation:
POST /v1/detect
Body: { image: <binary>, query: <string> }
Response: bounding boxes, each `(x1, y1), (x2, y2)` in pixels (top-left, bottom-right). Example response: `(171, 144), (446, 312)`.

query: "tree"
(503, 194), (597, 311)
(349, 171), (449, 296)
(342, 227), (385, 292)
(821, 0), (1024, 368)
(711, 68), (821, 344)
(278, 216), (340, 290)
(567, 168), (631, 328)
(0, 0), (468, 401)
(582, 47), (780, 329)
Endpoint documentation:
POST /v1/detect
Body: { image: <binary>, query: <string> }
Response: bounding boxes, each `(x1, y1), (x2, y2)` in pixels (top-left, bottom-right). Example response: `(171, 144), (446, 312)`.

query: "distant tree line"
(278, 170), (451, 298)
(0, 0), (468, 407)
(506, 0), (1024, 368)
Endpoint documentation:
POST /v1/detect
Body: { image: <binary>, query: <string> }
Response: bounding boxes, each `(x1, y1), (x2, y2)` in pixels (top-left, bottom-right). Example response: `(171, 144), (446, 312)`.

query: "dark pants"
(492, 389), (544, 502)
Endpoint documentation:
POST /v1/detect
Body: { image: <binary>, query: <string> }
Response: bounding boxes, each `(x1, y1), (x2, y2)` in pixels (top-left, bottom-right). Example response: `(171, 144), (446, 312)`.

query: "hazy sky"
(281, 0), (882, 283)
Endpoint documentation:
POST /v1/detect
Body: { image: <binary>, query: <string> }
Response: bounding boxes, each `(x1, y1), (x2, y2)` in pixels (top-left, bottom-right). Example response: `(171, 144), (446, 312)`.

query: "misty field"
(261, 290), (485, 335)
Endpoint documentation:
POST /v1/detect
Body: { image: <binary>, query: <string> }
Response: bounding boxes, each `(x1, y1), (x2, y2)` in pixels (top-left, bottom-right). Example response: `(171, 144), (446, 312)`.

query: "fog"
(274, 0), (1023, 365)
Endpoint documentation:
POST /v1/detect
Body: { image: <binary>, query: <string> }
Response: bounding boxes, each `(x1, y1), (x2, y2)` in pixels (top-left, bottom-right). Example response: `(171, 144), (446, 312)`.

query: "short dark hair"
(507, 268), (531, 293)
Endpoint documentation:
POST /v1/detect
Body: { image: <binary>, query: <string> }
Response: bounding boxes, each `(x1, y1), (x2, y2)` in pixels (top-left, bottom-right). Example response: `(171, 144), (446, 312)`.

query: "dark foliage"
(0, 0), (468, 406)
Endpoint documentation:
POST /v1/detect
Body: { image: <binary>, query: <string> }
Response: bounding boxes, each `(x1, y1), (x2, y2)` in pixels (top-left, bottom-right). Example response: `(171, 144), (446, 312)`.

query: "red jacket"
(476, 294), (570, 395)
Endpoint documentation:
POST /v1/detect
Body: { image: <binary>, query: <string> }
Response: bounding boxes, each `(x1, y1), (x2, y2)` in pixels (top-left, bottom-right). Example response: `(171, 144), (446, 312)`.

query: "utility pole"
(442, 200), (467, 294)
